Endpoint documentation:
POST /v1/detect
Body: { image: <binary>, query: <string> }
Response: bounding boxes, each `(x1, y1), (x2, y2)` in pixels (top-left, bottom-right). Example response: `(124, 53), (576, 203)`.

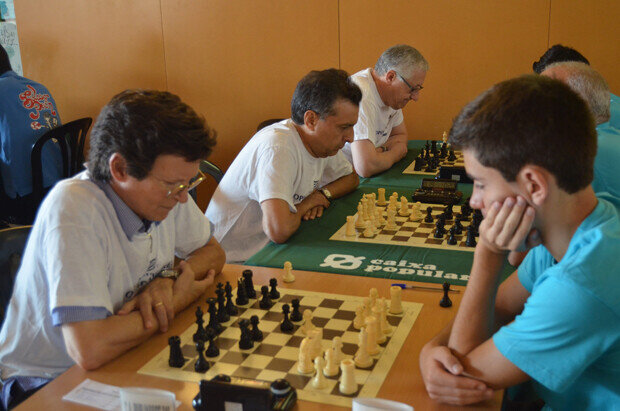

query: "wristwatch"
(380, 145), (388, 152)
(320, 188), (333, 200)
(158, 268), (180, 280)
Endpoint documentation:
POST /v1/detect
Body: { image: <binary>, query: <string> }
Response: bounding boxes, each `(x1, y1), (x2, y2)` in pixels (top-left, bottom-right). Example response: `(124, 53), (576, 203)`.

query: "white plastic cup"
(352, 397), (414, 411)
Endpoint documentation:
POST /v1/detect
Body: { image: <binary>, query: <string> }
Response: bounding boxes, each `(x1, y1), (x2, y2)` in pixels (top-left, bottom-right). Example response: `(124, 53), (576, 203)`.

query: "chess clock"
(411, 178), (463, 205)
(438, 165), (473, 184)
(193, 374), (297, 411)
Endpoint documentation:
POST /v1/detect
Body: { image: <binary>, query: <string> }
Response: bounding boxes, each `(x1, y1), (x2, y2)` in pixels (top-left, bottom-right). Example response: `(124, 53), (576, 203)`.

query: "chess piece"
(280, 303), (294, 332)
(194, 340), (210, 373)
(205, 334), (219, 358)
(398, 196), (410, 216)
(444, 203), (454, 220)
(377, 188), (387, 206)
(290, 298), (303, 322)
(354, 327), (373, 368)
(410, 201), (423, 221)
(193, 306), (207, 343)
(216, 286), (230, 323)
(355, 204), (366, 228)
(323, 346), (339, 377)
(331, 336), (344, 364)
(243, 269), (257, 298)
(339, 359), (358, 395)
(442, 131), (448, 145)
(224, 282), (238, 316)
(465, 225), (477, 247)
(362, 297), (372, 319)
(238, 319), (254, 349)
(206, 297), (223, 335)
(385, 206), (397, 230)
(413, 154), (424, 171)
(365, 316), (381, 355)
(259, 285), (273, 309)
(434, 221), (445, 239)
(345, 215), (356, 236)
(311, 357), (328, 389)
(168, 336), (185, 368)
(440, 282), (453, 308)
(371, 306), (387, 344)
(424, 206), (434, 223)
(282, 261), (295, 283)
(300, 309), (315, 335)
(297, 337), (315, 374)
(447, 226), (458, 245)
(454, 216), (464, 234)
(369, 288), (379, 308)
(269, 278), (280, 299)
(389, 193), (399, 210)
(448, 148), (456, 161)
(235, 278), (249, 305)
(353, 305), (365, 329)
(250, 315), (263, 341)
(389, 285), (403, 314)
(378, 298), (392, 335)
(362, 220), (375, 238)
(308, 329), (323, 361)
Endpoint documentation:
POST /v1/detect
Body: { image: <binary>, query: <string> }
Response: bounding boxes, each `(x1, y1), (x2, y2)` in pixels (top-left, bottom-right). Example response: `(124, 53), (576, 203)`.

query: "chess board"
(330, 202), (477, 252)
(139, 287), (422, 408)
(402, 150), (464, 175)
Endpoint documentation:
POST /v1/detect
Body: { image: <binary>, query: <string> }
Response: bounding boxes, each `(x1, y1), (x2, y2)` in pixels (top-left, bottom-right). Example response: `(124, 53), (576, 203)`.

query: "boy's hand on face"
(478, 196), (541, 255)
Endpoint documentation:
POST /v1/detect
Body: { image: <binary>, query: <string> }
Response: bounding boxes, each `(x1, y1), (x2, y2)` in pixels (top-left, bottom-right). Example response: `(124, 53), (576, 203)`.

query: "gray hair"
(374, 44), (428, 78)
(545, 61), (610, 124)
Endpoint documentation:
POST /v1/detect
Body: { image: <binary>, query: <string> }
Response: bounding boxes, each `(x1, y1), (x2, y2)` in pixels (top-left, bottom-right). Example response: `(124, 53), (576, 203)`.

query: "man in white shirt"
(342, 44), (428, 177)
(0, 90), (226, 409)
(206, 69), (360, 263)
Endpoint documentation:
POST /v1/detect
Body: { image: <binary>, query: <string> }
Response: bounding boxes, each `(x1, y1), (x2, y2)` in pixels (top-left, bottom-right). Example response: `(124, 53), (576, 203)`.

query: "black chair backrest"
(257, 118), (285, 132)
(189, 160), (224, 202)
(31, 117), (92, 203)
(0, 226), (32, 327)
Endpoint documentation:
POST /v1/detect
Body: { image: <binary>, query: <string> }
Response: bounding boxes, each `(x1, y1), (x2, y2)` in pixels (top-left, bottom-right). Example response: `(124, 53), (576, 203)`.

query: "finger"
(161, 293), (175, 323)
(139, 297), (155, 329)
(153, 301), (169, 332)
(308, 207), (319, 220)
(479, 201), (500, 234)
(496, 197), (527, 247)
(488, 197), (516, 238)
(117, 298), (137, 315)
(507, 205), (536, 250)
(316, 206), (324, 218)
(429, 389), (494, 405)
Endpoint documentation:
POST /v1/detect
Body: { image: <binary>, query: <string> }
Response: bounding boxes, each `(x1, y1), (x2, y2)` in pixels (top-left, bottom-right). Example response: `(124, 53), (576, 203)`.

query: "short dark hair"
(0, 44), (12, 75)
(291, 69), (362, 125)
(448, 75), (596, 194)
(533, 44), (589, 74)
(88, 89), (217, 182)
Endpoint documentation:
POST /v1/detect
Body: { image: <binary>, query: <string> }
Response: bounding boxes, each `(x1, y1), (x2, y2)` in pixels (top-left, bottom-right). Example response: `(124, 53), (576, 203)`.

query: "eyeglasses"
(395, 71), (424, 94)
(159, 170), (206, 198)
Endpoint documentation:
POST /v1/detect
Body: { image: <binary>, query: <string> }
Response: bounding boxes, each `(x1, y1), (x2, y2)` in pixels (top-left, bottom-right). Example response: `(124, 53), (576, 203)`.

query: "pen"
(391, 283), (461, 293)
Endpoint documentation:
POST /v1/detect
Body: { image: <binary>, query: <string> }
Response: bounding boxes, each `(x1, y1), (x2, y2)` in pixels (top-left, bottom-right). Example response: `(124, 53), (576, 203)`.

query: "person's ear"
(304, 110), (319, 131)
(385, 70), (397, 83)
(109, 153), (129, 183)
(517, 165), (549, 206)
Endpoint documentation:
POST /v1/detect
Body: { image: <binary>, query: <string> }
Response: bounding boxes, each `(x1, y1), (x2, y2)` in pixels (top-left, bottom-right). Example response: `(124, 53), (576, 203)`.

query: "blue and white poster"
(0, 0), (22, 75)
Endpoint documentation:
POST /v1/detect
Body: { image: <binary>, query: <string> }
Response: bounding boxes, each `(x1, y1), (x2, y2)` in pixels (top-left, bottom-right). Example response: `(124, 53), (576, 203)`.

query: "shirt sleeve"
(353, 99), (379, 145)
(173, 195), (213, 259)
(320, 151), (354, 187)
(517, 244), (554, 292)
(392, 109), (404, 129)
(251, 144), (298, 212)
(493, 276), (617, 392)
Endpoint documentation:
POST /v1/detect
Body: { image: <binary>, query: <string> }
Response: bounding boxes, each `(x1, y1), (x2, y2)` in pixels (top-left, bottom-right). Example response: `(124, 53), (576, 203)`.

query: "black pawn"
(434, 222), (444, 238)
(454, 217), (464, 235)
(193, 306), (207, 343)
(243, 269), (257, 298)
(216, 287), (230, 323)
(465, 225), (477, 247)
(250, 315), (263, 341)
(259, 285), (273, 309)
(290, 298), (303, 322)
(444, 204), (453, 220)
(238, 319), (254, 350)
(440, 282), (452, 308)
(225, 282), (238, 316)
(280, 304), (294, 333)
(448, 148), (456, 161)
(269, 278), (280, 299)
(236, 278), (249, 305)
(168, 336), (185, 368)
(413, 154), (424, 171)
(424, 206), (434, 223)
(447, 226), (457, 245)
(194, 340), (210, 373)
(205, 334), (220, 358)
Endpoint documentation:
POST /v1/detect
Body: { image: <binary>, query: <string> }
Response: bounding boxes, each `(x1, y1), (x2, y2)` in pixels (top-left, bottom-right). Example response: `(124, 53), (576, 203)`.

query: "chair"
(256, 118), (284, 132)
(0, 226), (32, 327)
(30, 117), (93, 204)
(189, 160), (224, 202)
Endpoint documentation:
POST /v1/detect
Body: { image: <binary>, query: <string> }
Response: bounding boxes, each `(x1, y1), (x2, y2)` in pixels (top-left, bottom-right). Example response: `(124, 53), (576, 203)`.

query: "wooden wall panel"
(339, 0), (550, 140)
(14, 0), (167, 128)
(160, 0), (339, 207)
(548, 0), (620, 91)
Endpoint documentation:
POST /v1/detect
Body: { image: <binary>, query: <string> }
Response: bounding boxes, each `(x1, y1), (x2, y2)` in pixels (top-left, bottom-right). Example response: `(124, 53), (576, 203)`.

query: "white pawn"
(389, 285), (403, 314)
(282, 261), (295, 283)
(362, 220), (375, 238)
(311, 356), (328, 389)
(331, 336), (344, 364)
(398, 196), (411, 216)
(339, 359), (358, 395)
(353, 305), (365, 330)
(377, 188), (387, 206)
(410, 201), (423, 222)
(371, 306), (387, 344)
(369, 288), (379, 308)
(385, 206), (398, 230)
(323, 347), (339, 377)
(375, 208), (386, 226)
(355, 204), (365, 228)
(297, 337), (315, 374)
(354, 327), (373, 368)
(300, 309), (315, 335)
(345, 215), (356, 236)
(365, 316), (380, 355)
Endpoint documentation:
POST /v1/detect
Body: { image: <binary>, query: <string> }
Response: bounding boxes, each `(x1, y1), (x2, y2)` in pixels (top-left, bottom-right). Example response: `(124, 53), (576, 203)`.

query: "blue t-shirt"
(610, 92), (620, 130)
(592, 122), (620, 201)
(0, 70), (62, 198)
(493, 196), (620, 410)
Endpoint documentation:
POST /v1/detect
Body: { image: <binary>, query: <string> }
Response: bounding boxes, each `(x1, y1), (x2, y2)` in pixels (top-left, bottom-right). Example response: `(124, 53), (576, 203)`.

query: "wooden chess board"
(139, 287), (422, 407)
(402, 150), (464, 175)
(330, 202), (477, 252)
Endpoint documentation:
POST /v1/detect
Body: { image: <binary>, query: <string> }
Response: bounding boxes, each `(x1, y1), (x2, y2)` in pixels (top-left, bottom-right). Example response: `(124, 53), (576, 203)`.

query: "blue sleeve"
(493, 277), (617, 392)
(517, 245), (554, 292)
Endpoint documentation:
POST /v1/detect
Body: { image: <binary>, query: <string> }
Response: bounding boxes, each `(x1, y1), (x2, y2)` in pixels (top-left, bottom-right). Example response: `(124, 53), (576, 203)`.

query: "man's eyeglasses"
(161, 170), (206, 198)
(396, 71), (423, 94)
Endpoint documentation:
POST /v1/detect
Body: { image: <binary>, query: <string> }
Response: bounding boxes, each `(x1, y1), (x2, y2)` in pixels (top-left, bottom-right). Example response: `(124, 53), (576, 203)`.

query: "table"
(247, 141), (514, 287)
(17, 264), (502, 410)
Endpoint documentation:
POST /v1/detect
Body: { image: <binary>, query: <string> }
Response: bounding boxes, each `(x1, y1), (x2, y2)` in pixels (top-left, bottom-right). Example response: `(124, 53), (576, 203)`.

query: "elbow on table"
(265, 226), (294, 244)
(67, 343), (108, 371)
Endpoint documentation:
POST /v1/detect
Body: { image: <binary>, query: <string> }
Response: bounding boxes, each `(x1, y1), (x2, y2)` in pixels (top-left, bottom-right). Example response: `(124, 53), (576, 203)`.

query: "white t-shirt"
(0, 171), (212, 380)
(206, 119), (353, 263)
(341, 68), (404, 163)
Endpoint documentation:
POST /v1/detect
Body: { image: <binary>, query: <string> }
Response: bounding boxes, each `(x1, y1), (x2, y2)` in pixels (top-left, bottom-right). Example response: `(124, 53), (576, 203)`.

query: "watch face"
(321, 188), (332, 199)
(160, 269), (179, 279)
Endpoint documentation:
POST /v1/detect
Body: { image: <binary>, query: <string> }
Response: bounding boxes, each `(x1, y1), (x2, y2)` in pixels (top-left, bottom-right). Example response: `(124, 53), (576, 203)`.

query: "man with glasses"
(0, 90), (225, 409)
(342, 44), (428, 177)
(206, 69), (360, 263)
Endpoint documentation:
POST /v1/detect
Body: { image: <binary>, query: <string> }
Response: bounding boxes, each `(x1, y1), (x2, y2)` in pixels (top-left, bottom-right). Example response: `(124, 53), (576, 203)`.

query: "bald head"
(542, 62), (610, 124)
